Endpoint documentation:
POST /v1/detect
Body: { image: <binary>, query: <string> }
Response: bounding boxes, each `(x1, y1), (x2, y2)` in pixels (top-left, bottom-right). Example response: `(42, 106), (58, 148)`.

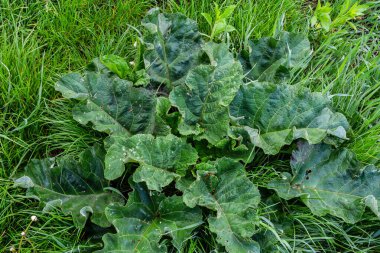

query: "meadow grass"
(0, 0), (153, 251)
(0, 0), (379, 252)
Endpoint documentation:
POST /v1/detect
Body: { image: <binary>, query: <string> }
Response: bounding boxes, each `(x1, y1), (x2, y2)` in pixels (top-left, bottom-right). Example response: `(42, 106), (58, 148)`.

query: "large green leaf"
(55, 59), (156, 135)
(142, 8), (203, 88)
(103, 97), (173, 181)
(14, 145), (124, 228)
(182, 158), (261, 253)
(170, 42), (243, 144)
(268, 141), (380, 223)
(230, 82), (350, 154)
(97, 181), (202, 252)
(113, 134), (198, 191)
(240, 32), (311, 82)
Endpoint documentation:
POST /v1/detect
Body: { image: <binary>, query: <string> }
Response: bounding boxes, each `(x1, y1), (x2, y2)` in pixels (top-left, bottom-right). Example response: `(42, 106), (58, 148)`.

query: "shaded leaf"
(170, 42), (243, 144)
(97, 181), (202, 252)
(268, 141), (380, 223)
(230, 83), (350, 154)
(142, 8), (203, 88)
(14, 145), (124, 228)
(154, 96), (175, 135)
(182, 158), (261, 253)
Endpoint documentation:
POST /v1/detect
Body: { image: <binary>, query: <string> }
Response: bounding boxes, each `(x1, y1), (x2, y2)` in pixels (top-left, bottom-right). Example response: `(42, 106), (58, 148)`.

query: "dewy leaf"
(170, 42), (243, 144)
(124, 134), (198, 191)
(142, 8), (203, 88)
(97, 181), (202, 252)
(56, 59), (157, 136)
(230, 82), (350, 154)
(240, 32), (311, 82)
(268, 141), (380, 224)
(14, 145), (124, 228)
(182, 158), (261, 253)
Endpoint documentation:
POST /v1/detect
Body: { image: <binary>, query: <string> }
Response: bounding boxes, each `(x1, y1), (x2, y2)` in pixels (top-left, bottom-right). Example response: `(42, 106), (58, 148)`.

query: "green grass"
(0, 0), (153, 251)
(295, 1), (380, 166)
(1, 0), (379, 252)
(163, 0), (310, 47)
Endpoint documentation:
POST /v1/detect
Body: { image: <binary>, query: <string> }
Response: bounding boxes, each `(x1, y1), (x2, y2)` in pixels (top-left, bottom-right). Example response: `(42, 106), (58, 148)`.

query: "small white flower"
(9, 246), (16, 252)
(31, 215), (38, 222)
(129, 61), (135, 66)
(21, 231), (26, 237)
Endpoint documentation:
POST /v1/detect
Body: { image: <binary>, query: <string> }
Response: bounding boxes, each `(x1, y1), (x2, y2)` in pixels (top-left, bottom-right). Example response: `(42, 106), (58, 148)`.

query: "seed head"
(31, 215), (38, 222)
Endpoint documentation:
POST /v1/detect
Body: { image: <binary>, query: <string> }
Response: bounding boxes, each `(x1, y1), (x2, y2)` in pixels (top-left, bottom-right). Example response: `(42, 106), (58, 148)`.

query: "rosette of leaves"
(14, 8), (380, 253)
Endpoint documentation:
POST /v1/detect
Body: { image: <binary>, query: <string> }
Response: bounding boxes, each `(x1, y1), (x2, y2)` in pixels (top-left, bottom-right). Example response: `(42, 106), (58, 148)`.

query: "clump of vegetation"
(13, 7), (380, 252)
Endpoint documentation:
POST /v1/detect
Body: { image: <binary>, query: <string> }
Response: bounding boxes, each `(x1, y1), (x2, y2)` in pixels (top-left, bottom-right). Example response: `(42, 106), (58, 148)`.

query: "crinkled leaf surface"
(97, 181), (202, 252)
(142, 8), (203, 87)
(55, 59), (156, 135)
(14, 145), (124, 228)
(170, 42), (243, 144)
(268, 141), (380, 223)
(182, 158), (261, 253)
(240, 32), (311, 82)
(103, 97), (173, 180)
(123, 134), (198, 191)
(230, 82), (349, 154)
